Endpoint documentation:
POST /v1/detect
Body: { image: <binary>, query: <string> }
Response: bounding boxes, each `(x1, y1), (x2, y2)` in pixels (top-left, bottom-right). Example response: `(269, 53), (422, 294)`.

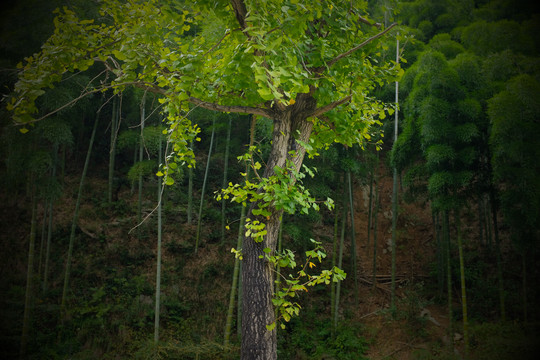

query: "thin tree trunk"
(224, 201), (247, 347)
(225, 119), (254, 347)
(347, 171), (359, 306)
(433, 211), (444, 299)
(20, 189), (37, 359)
(154, 131), (163, 344)
(477, 194), (485, 247)
(37, 204), (47, 281)
(334, 178), (347, 331)
(137, 93), (146, 239)
(108, 95), (118, 203)
(390, 34), (400, 312)
(221, 117), (232, 244)
(330, 198), (339, 336)
(187, 141), (194, 224)
(43, 144), (58, 292)
(195, 118), (216, 253)
(485, 196), (492, 248)
(367, 156), (375, 252)
(456, 210), (469, 356)
(489, 190), (505, 321)
(443, 210), (453, 352)
(237, 259), (243, 339)
(60, 107), (101, 317)
(521, 252), (527, 322)
(372, 178), (380, 290)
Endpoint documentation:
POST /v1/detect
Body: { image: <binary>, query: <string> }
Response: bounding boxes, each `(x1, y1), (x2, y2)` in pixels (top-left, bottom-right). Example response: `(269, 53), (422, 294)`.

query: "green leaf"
(165, 177), (174, 186)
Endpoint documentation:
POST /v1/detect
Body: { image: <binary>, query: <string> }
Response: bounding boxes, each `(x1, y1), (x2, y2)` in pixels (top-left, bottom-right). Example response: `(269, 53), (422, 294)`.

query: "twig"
(327, 23), (397, 67)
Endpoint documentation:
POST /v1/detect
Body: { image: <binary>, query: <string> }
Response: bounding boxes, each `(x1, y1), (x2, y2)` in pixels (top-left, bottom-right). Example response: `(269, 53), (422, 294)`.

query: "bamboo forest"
(1, 0), (539, 359)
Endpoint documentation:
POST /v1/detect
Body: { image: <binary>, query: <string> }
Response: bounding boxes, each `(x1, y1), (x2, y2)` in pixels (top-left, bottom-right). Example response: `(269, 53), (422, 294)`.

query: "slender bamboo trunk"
(137, 93), (146, 239)
(154, 132), (163, 344)
(37, 205), (47, 281)
(43, 144), (58, 292)
(225, 121), (254, 346)
(60, 107), (101, 317)
(367, 157), (374, 252)
(456, 210), (469, 357)
(443, 210), (453, 352)
(237, 260), (243, 339)
(372, 178), (380, 290)
(330, 200), (339, 337)
(489, 190), (505, 321)
(195, 118), (216, 253)
(20, 189), (37, 359)
(433, 211), (444, 299)
(334, 178), (347, 330)
(521, 252), (527, 322)
(390, 35), (400, 312)
(485, 196), (492, 248)
(221, 117), (232, 244)
(187, 140), (194, 224)
(347, 171), (358, 306)
(477, 195), (485, 246)
(108, 96), (118, 203)
(224, 202), (247, 347)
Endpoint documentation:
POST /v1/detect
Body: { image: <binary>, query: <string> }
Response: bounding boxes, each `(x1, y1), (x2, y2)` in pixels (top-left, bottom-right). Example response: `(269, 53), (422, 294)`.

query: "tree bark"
(241, 103), (313, 359)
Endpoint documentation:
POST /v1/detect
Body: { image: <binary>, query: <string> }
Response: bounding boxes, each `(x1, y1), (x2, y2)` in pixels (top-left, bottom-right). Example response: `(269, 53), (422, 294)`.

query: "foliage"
(488, 74), (540, 247)
(265, 239), (346, 330)
(468, 322), (540, 360)
(279, 314), (369, 360)
(219, 152), (334, 242)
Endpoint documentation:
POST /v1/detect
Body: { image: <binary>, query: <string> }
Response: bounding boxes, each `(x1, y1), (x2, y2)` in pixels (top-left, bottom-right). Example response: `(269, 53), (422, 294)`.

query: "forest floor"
(348, 165), (458, 360)
(0, 159), (483, 359)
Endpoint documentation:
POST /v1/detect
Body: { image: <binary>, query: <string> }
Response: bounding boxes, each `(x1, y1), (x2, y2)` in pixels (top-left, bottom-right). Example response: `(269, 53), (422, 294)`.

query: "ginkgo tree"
(7, 0), (401, 358)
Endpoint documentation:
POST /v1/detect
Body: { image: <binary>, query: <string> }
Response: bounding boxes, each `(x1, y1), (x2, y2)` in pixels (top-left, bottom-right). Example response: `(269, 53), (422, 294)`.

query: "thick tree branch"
(188, 97), (270, 117)
(357, 15), (382, 29)
(14, 80), (163, 125)
(309, 95), (352, 118)
(327, 23), (397, 67)
(230, 0), (248, 31)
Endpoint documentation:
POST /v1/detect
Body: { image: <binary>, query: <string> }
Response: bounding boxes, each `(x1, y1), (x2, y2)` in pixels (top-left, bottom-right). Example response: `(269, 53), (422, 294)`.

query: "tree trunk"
(433, 211), (444, 299)
(241, 107), (312, 359)
(455, 210), (469, 356)
(61, 108), (101, 317)
(195, 118), (216, 253)
(224, 200), (247, 347)
(43, 143), (58, 293)
(390, 35), (400, 312)
(347, 171), (359, 305)
(521, 251), (527, 322)
(108, 95), (119, 203)
(154, 131), (163, 344)
(137, 93), (146, 239)
(20, 189), (37, 359)
(334, 178), (347, 331)
(221, 117), (232, 244)
(372, 177), (380, 290)
(187, 140), (194, 224)
(489, 189), (505, 321)
(330, 196), (339, 336)
(225, 119), (254, 347)
(443, 210), (453, 352)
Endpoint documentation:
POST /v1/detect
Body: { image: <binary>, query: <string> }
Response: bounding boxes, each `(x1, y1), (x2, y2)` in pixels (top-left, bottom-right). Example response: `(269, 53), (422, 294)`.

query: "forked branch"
(188, 97), (271, 117)
(327, 23), (397, 67)
(309, 95), (352, 118)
